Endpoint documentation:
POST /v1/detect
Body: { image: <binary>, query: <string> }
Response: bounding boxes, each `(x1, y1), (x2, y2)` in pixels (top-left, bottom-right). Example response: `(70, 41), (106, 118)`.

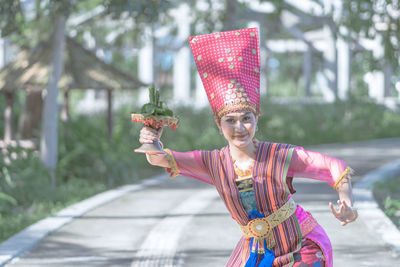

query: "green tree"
(0, 1), (79, 187)
(341, 0), (399, 69)
(0, 0), (24, 38)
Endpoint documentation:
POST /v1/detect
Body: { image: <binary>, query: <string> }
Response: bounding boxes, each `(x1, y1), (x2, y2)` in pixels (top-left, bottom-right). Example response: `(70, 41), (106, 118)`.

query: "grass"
(0, 177), (106, 241)
(0, 104), (162, 242)
(1, 98), (400, 242)
(373, 176), (400, 229)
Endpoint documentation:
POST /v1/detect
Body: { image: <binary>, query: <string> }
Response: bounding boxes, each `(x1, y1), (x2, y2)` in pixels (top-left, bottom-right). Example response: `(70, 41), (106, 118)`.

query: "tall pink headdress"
(188, 27), (261, 119)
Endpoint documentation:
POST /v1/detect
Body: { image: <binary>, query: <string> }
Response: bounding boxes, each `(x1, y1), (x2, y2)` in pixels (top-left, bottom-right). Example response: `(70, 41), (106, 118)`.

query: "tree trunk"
(61, 87), (69, 122)
(107, 89), (113, 143)
(18, 86), (43, 138)
(321, 24), (338, 102)
(40, 15), (66, 188)
(384, 60), (393, 97)
(222, 0), (237, 31)
(3, 91), (14, 143)
(303, 46), (312, 97)
(259, 26), (269, 96)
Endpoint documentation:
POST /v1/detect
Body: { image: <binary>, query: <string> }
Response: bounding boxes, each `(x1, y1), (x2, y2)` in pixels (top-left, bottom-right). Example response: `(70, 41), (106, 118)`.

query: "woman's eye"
(243, 116), (250, 121)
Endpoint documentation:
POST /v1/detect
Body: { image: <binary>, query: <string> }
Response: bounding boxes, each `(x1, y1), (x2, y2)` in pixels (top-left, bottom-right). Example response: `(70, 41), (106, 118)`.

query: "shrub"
(1, 97), (399, 241)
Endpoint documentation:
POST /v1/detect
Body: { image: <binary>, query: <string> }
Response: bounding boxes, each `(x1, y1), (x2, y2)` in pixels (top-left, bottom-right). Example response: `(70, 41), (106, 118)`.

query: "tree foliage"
(0, 0), (80, 47)
(341, 0), (400, 68)
(0, 0), (24, 38)
(103, 0), (175, 22)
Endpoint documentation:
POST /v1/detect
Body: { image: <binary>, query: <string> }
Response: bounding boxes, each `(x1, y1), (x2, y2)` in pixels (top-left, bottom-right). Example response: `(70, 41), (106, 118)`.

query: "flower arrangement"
(132, 86), (179, 154)
(131, 86), (179, 130)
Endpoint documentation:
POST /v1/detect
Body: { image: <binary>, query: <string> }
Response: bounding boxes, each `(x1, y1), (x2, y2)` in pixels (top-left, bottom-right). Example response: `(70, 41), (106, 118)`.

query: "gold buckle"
(248, 218), (271, 238)
(239, 199), (297, 240)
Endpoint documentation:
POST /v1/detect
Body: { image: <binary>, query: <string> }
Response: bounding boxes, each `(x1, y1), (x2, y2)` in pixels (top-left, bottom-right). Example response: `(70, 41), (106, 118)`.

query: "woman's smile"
(216, 111), (258, 150)
(234, 134), (248, 139)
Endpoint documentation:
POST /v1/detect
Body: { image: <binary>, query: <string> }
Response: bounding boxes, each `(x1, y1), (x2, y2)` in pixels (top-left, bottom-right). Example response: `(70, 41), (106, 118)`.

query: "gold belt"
(239, 198), (297, 240)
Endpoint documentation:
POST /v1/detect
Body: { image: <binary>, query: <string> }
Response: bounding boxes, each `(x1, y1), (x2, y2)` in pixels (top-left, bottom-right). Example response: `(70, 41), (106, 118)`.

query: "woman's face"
(217, 111), (258, 149)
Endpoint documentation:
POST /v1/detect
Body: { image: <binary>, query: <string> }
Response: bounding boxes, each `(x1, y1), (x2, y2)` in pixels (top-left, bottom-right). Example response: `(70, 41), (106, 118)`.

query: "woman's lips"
(234, 134), (247, 138)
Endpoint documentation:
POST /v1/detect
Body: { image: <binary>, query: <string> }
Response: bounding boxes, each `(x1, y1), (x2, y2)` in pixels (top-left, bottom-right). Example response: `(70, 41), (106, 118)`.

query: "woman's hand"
(139, 126), (169, 167)
(139, 126), (163, 144)
(329, 200), (358, 226)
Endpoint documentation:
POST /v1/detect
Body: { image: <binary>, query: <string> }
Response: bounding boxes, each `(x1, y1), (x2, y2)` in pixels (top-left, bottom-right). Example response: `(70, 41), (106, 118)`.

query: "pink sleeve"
(287, 147), (348, 187)
(168, 150), (214, 185)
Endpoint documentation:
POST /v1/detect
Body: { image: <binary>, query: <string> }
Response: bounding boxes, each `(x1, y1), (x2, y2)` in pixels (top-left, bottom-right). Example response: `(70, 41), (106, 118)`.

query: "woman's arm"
(167, 150), (213, 184)
(138, 126), (213, 184)
(145, 153), (170, 168)
(288, 147), (357, 225)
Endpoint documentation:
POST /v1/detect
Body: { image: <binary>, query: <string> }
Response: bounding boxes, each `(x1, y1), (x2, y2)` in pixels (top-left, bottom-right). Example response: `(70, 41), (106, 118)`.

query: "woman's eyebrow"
(239, 112), (251, 117)
(224, 112), (251, 119)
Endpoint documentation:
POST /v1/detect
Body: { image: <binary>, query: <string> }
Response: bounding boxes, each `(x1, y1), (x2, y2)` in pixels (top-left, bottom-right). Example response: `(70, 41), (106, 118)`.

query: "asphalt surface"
(5, 138), (400, 266)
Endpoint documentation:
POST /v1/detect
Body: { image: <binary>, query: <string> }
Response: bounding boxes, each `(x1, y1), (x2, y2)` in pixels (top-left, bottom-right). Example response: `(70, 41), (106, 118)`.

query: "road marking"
(0, 174), (168, 266)
(9, 256), (109, 264)
(131, 189), (217, 267)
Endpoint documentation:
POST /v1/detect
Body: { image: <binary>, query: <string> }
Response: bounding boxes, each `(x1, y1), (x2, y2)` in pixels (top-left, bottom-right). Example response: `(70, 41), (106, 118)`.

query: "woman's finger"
(139, 137), (154, 144)
(329, 202), (340, 216)
(140, 128), (160, 140)
(337, 202), (344, 215)
(145, 127), (163, 140)
(139, 134), (153, 143)
(141, 126), (158, 136)
(340, 201), (350, 213)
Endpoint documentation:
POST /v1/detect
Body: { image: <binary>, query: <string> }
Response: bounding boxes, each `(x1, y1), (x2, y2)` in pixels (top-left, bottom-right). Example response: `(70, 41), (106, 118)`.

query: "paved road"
(7, 138), (400, 266)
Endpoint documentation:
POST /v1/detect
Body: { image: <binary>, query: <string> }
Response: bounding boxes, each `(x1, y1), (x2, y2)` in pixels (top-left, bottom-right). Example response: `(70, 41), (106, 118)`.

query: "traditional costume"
(163, 28), (354, 267)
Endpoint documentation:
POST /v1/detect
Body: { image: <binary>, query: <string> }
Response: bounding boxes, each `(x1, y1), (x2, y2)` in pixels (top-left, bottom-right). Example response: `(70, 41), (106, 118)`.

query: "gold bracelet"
(164, 148), (179, 178)
(334, 166), (355, 190)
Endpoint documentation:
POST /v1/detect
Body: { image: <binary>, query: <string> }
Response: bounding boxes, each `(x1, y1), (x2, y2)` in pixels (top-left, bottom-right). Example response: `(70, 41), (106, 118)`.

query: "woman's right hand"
(139, 126), (163, 144)
(139, 126), (170, 167)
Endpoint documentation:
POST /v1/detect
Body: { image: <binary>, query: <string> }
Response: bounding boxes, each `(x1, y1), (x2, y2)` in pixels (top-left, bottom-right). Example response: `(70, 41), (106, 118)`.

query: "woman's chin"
(231, 138), (251, 148)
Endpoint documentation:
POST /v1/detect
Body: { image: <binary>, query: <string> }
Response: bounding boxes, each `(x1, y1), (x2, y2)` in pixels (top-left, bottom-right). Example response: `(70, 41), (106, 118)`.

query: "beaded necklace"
(231, 139), (258, 178)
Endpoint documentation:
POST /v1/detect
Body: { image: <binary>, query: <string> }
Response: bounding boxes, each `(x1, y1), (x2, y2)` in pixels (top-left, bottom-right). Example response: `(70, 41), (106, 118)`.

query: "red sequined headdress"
(189, 28), (260, 119)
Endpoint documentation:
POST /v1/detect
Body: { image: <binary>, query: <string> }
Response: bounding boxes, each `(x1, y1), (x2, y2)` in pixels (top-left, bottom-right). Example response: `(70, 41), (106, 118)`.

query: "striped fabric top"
(201, 142), (302, 265)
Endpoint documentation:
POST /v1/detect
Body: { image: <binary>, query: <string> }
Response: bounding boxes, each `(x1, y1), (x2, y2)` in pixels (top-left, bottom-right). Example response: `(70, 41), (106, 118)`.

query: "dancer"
(139, 28), (356, 267)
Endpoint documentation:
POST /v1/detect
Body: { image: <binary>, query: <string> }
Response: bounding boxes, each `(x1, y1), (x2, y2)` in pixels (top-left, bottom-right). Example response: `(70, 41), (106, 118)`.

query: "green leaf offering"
(141, 103), (156, 116)
(140, 85), (174, 117)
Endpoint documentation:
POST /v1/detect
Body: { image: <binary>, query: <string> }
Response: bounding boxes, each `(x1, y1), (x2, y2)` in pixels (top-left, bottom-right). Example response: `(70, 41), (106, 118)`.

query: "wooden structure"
(0, 37), (146, 143)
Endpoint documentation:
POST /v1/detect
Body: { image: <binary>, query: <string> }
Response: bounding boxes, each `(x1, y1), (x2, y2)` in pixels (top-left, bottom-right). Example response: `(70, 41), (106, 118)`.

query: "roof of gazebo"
(0, 36), (146, 92)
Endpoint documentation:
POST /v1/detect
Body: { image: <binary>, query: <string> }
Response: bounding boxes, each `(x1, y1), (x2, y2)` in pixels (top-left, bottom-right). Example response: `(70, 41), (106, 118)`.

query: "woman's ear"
(215, 118), (221, 128)
(215, 119), (223, 134)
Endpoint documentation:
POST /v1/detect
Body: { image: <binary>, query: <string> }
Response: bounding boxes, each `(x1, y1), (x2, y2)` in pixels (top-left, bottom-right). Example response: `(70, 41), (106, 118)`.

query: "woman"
(138, 28), (357, 267)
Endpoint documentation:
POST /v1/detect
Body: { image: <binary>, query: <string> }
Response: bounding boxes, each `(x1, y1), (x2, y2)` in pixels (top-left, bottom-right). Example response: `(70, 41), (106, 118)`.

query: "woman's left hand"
(329, 200), (358, 226)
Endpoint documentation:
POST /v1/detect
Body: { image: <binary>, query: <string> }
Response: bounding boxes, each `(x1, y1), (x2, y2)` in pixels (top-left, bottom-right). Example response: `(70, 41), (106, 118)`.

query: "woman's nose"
(234, 121), (244, 130)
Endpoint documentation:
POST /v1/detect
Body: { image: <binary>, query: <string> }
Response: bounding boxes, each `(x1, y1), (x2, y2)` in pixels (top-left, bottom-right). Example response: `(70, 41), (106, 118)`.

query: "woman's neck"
(229, 141), (257, 162)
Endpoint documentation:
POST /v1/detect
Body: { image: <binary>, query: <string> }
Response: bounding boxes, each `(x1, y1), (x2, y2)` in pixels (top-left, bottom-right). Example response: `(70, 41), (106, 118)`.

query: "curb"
(0, 174), (169, 266)
(353, 159), (400, 257)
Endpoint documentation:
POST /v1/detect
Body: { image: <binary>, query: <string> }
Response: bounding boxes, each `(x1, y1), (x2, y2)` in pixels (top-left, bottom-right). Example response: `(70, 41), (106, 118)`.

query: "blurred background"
(0, 0), (399, 242)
